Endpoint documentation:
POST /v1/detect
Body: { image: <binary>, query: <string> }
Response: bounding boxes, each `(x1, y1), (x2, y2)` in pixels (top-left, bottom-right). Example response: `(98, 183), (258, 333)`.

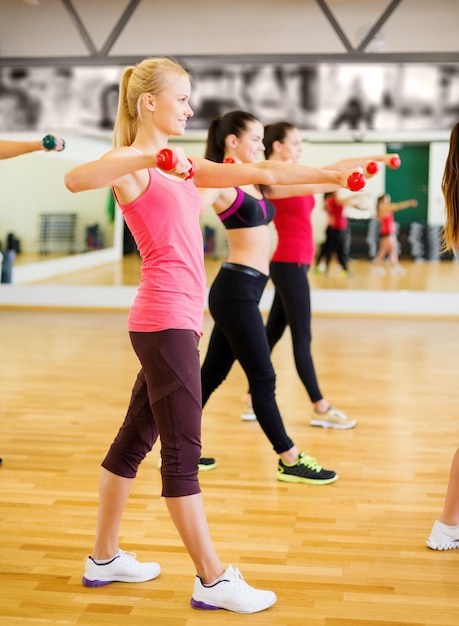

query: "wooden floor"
(1, 305), (459, 625)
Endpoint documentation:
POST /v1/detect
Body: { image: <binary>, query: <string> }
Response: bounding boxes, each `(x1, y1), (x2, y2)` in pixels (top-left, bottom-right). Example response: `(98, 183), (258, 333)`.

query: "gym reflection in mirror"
(0, 61), (457, 303)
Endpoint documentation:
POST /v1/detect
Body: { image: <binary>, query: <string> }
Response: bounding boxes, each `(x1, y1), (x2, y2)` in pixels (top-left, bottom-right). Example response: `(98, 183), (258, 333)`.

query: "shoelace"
(328, 406), (346, 419)
(117, 550), (138, 566)
(297, 453), (322, 471)
(228, 568), (251, 595)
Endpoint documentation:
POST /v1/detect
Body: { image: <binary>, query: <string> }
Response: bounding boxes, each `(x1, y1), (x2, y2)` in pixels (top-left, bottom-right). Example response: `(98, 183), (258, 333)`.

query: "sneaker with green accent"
(277, 451), (338, 485)
(156, 456), (217, 472)
(197, 457), (218, 471)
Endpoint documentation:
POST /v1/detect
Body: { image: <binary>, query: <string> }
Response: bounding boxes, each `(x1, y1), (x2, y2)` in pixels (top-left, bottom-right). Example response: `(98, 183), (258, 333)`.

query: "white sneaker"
(310, 406), (357, 429)
(241, 402), (257, 421)
(391, 265), (406, 275)
(426, 520), (459, 550)
(372, 266), (386, 276)
(82, 549), (161, 587)
(191, 565), (276, 613)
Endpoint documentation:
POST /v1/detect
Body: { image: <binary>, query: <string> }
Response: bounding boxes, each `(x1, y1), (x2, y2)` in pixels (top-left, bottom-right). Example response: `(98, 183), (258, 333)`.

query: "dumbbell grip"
(42, 134), (65, 151)
(157, 148), (195, 180)
(347, 172), (366, 192)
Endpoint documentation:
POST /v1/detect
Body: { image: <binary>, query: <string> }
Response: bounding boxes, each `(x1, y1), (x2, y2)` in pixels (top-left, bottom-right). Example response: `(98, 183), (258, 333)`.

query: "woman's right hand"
(340, 167), (366, 191)
(156, 147), (195, 179)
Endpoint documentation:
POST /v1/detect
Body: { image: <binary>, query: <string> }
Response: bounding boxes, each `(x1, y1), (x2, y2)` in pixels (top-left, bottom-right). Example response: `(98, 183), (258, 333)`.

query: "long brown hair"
(441, 121), (459, 251)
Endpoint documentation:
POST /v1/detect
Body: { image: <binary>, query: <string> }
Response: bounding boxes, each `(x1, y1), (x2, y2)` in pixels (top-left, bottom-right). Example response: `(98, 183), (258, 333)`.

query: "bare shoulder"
(100, 146), (132, 160)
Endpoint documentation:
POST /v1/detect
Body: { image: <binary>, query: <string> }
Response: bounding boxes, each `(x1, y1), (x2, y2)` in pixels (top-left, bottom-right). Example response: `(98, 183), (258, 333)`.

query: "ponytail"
(205, 110), (259, 163)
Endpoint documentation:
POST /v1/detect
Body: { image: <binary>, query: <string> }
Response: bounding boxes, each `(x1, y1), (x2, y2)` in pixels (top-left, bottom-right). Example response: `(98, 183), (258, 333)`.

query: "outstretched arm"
(0, 133), (65, 160)
(192, 157), (358, 192)
(383, 198), (418, 214)
(264, 154), (397, 199)
(325, 153), (399, 173)
(65, 148), (158, 193)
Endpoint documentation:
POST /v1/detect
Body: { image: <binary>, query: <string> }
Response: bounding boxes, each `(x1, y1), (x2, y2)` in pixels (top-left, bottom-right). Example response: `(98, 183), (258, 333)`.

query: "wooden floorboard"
(1, 308), (459, 624)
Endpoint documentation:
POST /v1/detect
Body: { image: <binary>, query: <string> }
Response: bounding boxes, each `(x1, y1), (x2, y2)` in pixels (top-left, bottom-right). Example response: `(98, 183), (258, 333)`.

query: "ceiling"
(1, 0), (458, 67)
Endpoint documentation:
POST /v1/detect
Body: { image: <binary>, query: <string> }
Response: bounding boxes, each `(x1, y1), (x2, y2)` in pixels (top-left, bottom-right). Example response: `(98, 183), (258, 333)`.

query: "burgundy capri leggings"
(102, 329), (202, 498)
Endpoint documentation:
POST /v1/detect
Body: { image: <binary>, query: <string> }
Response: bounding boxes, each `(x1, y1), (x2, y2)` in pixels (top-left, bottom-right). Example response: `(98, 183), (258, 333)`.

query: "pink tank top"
(326, 196), (348, 230)
(271, 195), (315, 265)
(114, 169), (206, 334)
(379, 211), (395, 235)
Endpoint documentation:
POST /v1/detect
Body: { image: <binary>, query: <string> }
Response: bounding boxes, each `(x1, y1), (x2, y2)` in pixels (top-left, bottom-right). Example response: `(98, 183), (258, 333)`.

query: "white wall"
(1, 0), (458, 57)
(0, 133), (114, 254)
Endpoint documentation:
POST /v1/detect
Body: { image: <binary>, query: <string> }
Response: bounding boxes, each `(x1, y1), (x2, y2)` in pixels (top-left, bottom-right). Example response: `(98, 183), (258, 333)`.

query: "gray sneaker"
(191, 564), (276, 614)
(310, 406), (357, 429)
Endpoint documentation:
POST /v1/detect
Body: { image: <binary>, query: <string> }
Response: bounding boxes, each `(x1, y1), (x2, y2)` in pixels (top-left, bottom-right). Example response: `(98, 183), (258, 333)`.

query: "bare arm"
(65, 148), (159, 193)
(382, 198), (418, 214)
(192, 157), (356, 191)
(0, 140), (43, 159)
(325, 153), (399, 172)
(265, 154), (396, 199)
(0, 134), (65, 159)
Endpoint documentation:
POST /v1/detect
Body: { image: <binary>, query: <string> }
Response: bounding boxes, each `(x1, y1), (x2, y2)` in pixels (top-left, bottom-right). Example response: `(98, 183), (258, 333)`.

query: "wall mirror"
(0, 60), (457, 309)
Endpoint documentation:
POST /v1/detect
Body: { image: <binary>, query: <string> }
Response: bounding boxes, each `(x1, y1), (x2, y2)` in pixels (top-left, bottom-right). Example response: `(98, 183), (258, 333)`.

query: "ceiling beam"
(315, 0), (354, 52)
(357, 0), (404, 52)
(0, 52), (458, 69)
(100, 0), (143, 56)
(60, 0), (98, 56)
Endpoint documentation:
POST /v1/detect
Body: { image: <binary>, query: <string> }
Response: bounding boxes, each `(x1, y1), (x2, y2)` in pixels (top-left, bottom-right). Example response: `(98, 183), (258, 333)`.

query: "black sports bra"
(218, 187), (276, 230)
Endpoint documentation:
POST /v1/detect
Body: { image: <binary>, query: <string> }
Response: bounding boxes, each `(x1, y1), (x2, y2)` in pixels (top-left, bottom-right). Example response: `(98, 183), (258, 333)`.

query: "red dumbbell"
(347, 171), (366, 192)
(223, 157), (235, 163)
(389, 156), (401, 169)
(366, 161), (379, 175)
(156, 148), (195, 180)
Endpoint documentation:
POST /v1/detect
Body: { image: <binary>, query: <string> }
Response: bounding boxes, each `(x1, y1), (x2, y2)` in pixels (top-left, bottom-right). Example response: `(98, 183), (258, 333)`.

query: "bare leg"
(91, 468), (134, 560)
(314, 398), (329, 413)
(388, 235), (399, 267)
(90, 470), (225, 584)
(279, 445), (300, 465)
(166, 493), (224, 584)
(375, 238), (390, 266)
(439, 448), (459, 526)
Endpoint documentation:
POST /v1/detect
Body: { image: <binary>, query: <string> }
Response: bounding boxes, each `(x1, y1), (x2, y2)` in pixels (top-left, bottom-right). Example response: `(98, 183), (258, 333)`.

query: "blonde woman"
(65, 58), (357, 613)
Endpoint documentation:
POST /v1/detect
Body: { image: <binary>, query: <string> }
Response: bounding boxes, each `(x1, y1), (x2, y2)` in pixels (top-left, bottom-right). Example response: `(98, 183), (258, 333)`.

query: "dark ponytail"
(263, 122), (295, 159)
(205, 110), (259, 162)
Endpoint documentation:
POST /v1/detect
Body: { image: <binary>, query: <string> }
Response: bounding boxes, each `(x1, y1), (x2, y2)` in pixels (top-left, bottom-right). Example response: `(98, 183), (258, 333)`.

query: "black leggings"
(201, 264), (294, 454)
(325, 227), (348, 270)
(102, 329), (202, 498)
(266, 262), (323, 404)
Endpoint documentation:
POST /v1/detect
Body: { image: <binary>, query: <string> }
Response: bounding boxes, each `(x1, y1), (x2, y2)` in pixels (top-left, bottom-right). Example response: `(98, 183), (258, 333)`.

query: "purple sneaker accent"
(190, 598), (220, 610)
(82, 550), (160, 586)
(190, 564), (276, 614)
(81, 576), (112, 588)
